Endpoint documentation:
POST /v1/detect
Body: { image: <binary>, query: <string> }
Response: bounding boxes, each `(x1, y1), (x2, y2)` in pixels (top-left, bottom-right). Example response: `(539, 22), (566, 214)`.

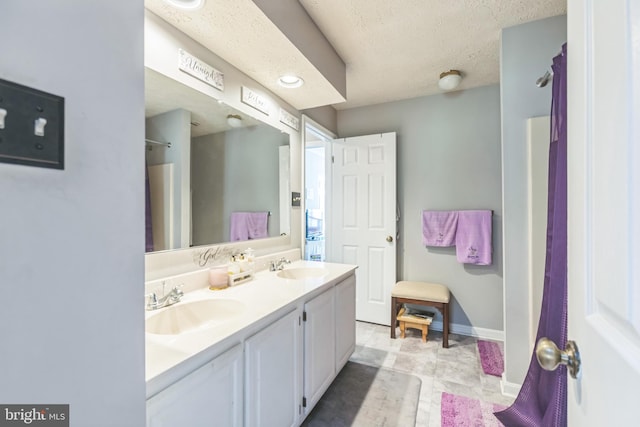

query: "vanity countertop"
(145, 260), (357, 397)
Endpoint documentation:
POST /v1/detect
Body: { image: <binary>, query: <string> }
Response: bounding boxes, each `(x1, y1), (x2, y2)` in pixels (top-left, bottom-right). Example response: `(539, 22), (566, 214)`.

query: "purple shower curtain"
(495, 43), (568, 427)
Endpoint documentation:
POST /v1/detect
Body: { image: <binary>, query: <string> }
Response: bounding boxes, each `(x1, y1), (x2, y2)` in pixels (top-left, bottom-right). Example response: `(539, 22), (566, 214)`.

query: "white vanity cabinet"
(145, 263), (357, 427)
(146, 343), (243, 427)
(303, 286), (336, 412)
(245, 308), (303, 427)
(335, 274), (356, 370)
(302, 273), (357, 417)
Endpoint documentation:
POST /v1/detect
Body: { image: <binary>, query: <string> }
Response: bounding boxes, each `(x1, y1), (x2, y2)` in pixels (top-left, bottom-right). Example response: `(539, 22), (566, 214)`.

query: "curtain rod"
(145, 138), (172, 148)
(536, 70), (552, 88)
(536, 49), (563, 88)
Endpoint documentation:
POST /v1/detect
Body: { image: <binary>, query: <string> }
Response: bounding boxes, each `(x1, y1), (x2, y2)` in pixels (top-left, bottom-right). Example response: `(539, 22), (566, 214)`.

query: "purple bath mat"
(441, 392), (506, 427)
(477, 340), (504, 377)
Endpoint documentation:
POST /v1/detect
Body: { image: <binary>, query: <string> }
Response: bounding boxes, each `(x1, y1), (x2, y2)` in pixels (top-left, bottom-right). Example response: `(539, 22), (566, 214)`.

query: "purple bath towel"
(422, 210), (459, 247)
(230, 212), (268, 241)
(455, 210), (492, 265)
(246, 211), (268, 239)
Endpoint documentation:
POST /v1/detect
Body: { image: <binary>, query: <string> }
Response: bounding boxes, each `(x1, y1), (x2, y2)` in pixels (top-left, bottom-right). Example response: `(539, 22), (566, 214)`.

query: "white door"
(303, 288), (335, 413)
(335, 274), (356, 369)
(146, 344), (243, 427)
(331, 132), (396, 325)
(566, 0), (640, 424)
(245, 309), (302, 427)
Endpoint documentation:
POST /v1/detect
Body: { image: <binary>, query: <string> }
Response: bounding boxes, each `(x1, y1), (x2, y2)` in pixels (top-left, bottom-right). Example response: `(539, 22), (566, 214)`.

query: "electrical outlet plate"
(0, 78), (64, 169)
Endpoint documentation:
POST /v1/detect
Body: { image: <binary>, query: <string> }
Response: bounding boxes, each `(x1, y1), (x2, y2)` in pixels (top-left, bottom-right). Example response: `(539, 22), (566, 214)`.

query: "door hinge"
(331, 155), (335, 163)
(302, 397), (307, 408)
(303, 311), (307, 322)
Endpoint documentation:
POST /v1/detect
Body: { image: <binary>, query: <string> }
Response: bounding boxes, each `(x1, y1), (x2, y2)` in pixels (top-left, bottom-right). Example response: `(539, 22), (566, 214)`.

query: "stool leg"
(400, 322), (406, 338)
(443, 302), (449, 348)
(390, 297), (398, 338)
(421, 325), (426, 342)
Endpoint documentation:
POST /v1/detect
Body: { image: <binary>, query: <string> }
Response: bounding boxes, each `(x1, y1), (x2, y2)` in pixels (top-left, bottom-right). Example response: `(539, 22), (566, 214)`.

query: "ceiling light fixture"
(227, 114), (243, 128)
(163, 0), (205, 11)
(438, 70), (462, 91)
(278, 74), (304, 88)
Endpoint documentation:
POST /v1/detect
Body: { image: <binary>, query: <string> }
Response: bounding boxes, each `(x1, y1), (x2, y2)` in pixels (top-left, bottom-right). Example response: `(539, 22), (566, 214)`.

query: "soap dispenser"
(245, 248), (255, 272)
(228, 255), (241, 274)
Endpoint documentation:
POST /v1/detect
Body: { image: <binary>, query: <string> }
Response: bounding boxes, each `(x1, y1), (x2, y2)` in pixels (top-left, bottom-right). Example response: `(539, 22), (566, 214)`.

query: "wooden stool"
(396, 307), (432, 342)
(390, 281), (451, 348)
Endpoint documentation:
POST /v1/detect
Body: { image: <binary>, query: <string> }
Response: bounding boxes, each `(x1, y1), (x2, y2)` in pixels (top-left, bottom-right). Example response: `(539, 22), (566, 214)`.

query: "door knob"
(535, 337), (581, 379)
(386, 235), (393, 242)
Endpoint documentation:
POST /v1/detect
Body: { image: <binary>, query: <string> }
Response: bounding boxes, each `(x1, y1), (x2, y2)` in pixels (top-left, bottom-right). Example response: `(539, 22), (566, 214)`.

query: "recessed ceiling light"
(163, 0), (205, 11)
(278, 75), (304, 88)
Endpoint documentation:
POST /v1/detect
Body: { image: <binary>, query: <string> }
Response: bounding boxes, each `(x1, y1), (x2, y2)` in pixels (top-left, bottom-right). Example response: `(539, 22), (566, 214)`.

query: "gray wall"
(0, 1), (145, 426)
(146, 108), (192, 249)
(192, 125), (288, 244)
(302, 105), (338, 134)
(192, 132), (226, 244)
(337, 85), (503, 332)
(501, 15), (567, 385)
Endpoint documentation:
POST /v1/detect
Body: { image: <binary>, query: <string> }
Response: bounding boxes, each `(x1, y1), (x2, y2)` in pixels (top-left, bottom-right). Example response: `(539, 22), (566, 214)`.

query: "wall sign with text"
(241, 86), (270, 115)
(279, 108), (299, 131)
(178, 49), (224, 91)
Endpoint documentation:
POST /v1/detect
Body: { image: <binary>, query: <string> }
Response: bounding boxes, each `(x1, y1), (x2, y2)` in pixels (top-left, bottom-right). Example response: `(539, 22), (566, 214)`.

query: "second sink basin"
(146, 299), (245, 335)
(276, 267), (330, 280)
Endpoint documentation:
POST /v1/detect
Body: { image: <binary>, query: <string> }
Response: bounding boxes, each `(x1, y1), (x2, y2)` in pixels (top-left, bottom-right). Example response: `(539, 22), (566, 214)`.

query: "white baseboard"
(429, 320), (504, 342)
(500, 373), (522, 398)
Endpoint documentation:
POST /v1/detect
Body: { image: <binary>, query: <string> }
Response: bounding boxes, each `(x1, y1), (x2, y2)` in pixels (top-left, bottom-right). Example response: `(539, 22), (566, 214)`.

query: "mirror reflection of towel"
(230, 212), (269, 241)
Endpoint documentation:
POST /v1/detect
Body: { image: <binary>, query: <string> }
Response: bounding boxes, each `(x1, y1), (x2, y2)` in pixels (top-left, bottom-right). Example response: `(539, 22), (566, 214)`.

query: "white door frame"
(301, 115), (336, 258)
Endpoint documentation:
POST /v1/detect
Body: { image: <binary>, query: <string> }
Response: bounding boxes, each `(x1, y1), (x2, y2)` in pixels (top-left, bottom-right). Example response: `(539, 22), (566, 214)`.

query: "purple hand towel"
(230, 212), (250, 241)
(455, 210), (492, 265)
(230, 212), (269, 241)
(422, 211), (459, 246)
(246, 211), (268, 239)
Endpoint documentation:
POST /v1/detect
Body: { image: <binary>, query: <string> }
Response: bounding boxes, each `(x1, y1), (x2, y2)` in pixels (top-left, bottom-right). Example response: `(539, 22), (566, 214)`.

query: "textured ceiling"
(145, 0), (566, 111)
(300, 0), (566, 109)
(145, 0), (346, 110)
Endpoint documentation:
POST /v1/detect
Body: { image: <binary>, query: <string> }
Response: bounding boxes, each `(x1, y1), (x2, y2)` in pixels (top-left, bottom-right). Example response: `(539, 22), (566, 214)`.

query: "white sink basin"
(146, 299), (245, 335)
(276, 267), (330, 280)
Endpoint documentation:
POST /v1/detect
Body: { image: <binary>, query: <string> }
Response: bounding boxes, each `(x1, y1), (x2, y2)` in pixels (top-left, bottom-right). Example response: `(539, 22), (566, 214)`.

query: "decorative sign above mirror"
(279, 108), (300, 131)
(144, 68), (290, 253)
(178, 49), (224, 91)
(241, 86), (270, 115)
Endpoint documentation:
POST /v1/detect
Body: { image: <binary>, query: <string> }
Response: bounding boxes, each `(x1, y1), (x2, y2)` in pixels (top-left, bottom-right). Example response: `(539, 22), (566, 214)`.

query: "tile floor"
(350, 321), (515, 427)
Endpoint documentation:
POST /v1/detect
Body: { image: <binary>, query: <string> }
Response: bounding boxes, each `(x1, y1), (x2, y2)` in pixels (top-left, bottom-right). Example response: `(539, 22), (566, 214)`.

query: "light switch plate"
(0, 78), (64, 169)
(291, 191), (301, 207)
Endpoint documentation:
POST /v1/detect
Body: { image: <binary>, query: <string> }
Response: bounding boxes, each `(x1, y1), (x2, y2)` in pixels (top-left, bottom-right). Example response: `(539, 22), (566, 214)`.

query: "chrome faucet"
(269, 257), (291, 271)
(146, 282), (184, 311)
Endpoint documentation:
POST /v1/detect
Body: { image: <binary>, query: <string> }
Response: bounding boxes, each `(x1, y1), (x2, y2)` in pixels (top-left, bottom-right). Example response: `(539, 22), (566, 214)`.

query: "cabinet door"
(303, 287), (336, 413)
(147, 343), (243, 427)
(245, 308), (302, 427)
(335, 274), (356, 370)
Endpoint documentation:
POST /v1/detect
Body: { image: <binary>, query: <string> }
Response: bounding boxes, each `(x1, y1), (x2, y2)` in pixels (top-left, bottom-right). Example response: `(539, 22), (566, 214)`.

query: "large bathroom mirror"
(145, 68), (291, 252)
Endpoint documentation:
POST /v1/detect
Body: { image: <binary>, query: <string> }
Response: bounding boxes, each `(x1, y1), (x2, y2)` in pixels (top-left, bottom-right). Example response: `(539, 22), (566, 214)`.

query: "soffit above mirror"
(144, 0), (347, 111)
